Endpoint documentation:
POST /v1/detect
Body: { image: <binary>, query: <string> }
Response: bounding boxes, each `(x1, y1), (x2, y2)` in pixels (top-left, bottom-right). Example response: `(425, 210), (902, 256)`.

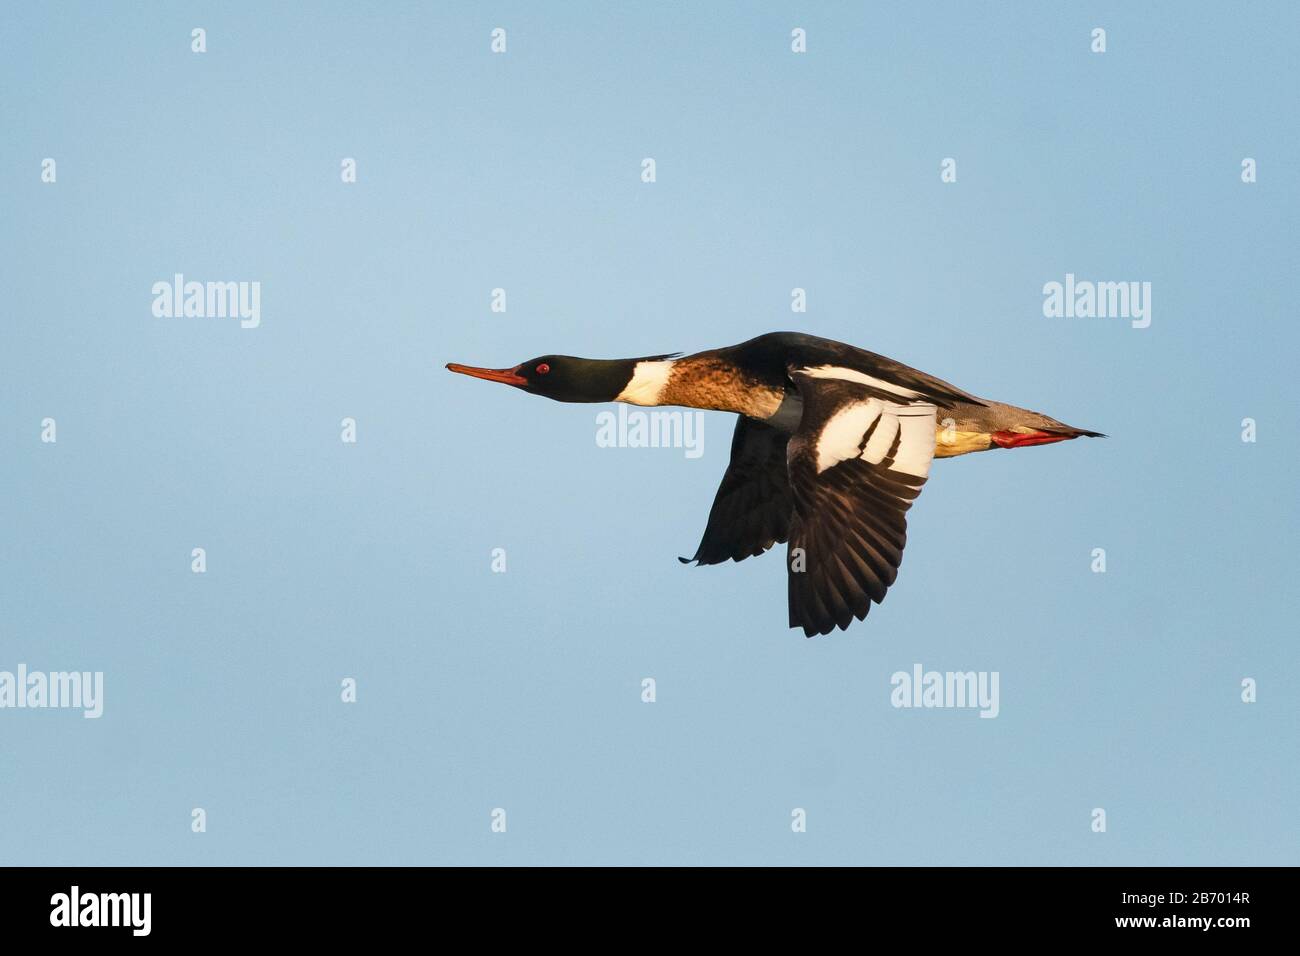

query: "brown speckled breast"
(660, 357), (785, 419)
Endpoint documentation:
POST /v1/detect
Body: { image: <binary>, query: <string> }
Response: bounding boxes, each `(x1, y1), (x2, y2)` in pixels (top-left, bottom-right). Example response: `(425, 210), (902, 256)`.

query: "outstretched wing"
(786, 370), (937, 637)
(681, 416), (793, 565)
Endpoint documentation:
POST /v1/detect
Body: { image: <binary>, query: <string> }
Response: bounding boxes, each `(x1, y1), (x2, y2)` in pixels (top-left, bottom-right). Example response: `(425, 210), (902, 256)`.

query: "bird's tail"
(990, 422), (1105, 448)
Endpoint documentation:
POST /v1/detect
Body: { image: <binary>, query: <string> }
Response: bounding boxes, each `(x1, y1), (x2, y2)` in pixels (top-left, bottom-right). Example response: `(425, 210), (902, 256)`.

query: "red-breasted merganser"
(447, 332), (1102, 636)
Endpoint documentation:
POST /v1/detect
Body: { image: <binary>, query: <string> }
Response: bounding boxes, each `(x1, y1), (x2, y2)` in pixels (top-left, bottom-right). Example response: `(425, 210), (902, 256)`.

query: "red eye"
(536, 363), (550, 374)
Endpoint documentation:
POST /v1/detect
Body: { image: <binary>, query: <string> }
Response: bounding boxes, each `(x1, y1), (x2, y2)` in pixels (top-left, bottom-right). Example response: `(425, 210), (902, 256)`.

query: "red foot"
(991, 429), (1071, 449)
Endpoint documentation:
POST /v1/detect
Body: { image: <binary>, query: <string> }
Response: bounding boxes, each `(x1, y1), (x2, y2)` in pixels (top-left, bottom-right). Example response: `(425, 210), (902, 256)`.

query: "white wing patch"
(814, 399), (936, 478)
(890, 406), (938, 477)
(861, 409), (900, 463)
(615, 360), (675, 406)
(797, 365), (923, 400)
(815, 399), (883, 473)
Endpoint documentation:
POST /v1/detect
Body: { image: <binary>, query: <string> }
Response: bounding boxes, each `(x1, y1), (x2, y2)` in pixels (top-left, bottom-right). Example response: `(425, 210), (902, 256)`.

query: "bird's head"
(446, 353), (675, 403)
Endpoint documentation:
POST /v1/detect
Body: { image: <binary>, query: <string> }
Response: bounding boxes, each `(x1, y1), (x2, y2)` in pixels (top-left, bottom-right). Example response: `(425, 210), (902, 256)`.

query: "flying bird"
(447, 332), (1101, 636)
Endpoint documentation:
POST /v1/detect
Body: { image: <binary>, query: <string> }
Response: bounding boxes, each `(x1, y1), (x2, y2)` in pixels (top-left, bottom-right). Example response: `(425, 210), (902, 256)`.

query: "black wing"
(785, 371), (937, 637)
(680, 416), (793, 565)
(721, 332), (987, 409)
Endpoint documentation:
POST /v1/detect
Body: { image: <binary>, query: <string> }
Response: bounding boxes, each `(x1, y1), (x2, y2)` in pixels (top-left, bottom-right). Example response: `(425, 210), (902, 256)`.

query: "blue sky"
(1, 2), (1296, 864)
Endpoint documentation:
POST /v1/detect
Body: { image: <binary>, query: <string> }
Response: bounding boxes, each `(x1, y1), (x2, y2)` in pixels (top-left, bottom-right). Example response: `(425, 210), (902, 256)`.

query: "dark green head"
(446, 354), (664, 403)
